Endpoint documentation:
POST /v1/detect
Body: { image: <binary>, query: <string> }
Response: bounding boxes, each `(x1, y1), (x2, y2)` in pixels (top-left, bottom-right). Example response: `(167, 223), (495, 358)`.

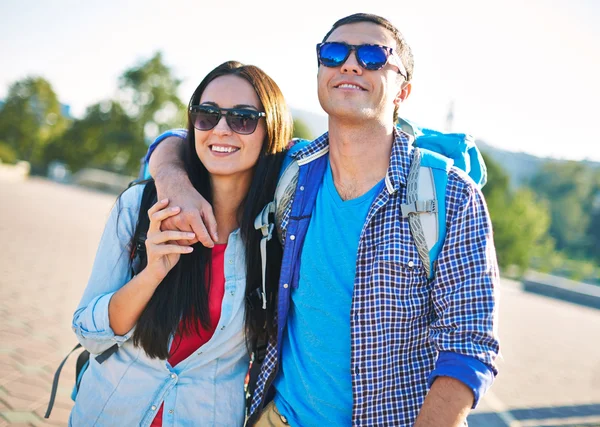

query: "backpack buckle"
(401, 199), (437, 217)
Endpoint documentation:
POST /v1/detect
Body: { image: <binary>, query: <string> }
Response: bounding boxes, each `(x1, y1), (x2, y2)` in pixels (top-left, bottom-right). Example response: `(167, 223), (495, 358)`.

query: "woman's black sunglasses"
(189, 105), (266, 135)
(316, 42), (407, 79)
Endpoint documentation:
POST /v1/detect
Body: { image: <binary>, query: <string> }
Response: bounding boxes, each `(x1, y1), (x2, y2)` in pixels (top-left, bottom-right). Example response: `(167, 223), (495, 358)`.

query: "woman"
(69, 60), (291, 426)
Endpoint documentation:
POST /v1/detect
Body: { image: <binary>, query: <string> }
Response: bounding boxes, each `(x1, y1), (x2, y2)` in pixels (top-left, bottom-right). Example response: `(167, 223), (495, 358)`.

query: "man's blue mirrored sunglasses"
(316, 42), (407, 79)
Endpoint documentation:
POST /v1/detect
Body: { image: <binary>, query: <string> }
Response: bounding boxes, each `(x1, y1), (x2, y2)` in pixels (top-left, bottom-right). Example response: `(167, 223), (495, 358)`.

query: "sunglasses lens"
(191, 106), (220, 131)
(226, 110), (260, 135)
(319, 42), (350, 67)
(357, 45), (389, 70)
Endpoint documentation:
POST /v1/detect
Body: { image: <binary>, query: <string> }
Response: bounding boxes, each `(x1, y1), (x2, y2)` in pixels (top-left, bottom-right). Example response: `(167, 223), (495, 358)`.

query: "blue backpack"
(396, 117), (487, 278)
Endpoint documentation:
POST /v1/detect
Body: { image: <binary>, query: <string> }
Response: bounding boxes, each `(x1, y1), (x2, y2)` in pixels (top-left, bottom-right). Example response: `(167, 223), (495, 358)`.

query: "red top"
(151, 244), (227, 427)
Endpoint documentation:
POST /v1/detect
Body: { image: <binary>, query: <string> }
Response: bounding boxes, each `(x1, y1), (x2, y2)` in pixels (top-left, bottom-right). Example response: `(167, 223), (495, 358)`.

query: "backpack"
(44, 180), (156, 419)
(397, 117), (487, 278)
(254, 119), (487, 282)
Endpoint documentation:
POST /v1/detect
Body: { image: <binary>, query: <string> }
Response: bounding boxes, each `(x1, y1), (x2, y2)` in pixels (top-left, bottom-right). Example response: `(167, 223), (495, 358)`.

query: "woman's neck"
(210, 173), (252, 244)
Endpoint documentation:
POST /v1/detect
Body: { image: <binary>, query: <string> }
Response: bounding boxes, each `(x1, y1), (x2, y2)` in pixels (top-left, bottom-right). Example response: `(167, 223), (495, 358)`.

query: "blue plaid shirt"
(248, 130), (500, 426)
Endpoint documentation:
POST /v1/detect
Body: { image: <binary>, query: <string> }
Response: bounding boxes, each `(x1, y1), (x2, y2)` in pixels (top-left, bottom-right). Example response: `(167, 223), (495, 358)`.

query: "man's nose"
(341, 50), (362, 75)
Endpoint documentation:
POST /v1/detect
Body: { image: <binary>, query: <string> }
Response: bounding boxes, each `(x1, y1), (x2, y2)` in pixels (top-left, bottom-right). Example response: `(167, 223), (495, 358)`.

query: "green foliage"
(292, 118), (313, 140)
(118, 52), (186, 141)
(589, 207), (600, 264)
(482, 153), (553, 273)
(0, 141), (17, 164)
(531, 252), (600, 285)
(0, 77), (69, 166)
(530, 161), (597, 257)
(44, 101), (143, 175)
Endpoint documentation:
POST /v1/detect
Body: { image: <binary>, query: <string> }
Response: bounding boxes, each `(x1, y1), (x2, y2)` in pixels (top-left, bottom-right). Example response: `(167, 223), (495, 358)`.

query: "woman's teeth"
(211, 145), (238, 153)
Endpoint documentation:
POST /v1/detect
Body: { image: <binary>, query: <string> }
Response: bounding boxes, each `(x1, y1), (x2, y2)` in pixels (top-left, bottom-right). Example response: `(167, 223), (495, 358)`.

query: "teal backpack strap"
(401, 147), (453, 279)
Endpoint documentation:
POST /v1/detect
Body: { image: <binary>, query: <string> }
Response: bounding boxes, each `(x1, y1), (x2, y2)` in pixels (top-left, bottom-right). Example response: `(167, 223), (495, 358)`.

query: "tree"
(292, 118), (313, 140)
(0, 77), (69, 167)
(482, 153), (553, 272)
(586, 171), (600, 263)
(530, 162), (596, 256)
(117, 52), (186, 143)
(44, 101), (143, 175)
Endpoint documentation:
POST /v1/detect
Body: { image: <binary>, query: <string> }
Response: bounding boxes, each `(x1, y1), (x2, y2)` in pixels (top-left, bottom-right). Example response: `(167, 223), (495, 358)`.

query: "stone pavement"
(0, 178), (117, 426)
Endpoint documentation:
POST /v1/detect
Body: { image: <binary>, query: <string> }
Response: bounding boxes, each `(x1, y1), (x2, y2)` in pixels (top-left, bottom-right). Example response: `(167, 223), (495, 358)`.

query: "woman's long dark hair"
(130, 61), (292, 359)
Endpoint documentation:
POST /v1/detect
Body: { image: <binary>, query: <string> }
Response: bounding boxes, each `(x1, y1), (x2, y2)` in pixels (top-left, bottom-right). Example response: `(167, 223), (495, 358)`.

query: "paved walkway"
(0, 178), (116, 426)
(1, 177), (599, 426)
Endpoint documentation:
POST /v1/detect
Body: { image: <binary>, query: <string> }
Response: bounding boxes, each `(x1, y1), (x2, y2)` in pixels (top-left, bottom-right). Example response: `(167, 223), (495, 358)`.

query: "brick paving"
(1, 177), (599, 427)
(0, 178), (116, 426)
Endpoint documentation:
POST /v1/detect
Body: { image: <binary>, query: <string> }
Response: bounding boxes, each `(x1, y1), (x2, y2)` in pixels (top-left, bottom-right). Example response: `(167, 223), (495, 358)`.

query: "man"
(147, 13), (500, 427)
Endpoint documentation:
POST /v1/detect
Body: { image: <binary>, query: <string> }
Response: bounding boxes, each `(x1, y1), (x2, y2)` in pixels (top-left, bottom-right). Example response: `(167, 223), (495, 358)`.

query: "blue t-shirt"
(273, 157), (384, 426)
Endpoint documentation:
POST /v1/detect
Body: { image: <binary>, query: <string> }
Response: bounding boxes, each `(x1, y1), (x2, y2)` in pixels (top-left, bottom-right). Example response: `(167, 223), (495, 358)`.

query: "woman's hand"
(144, 198), (196, 282)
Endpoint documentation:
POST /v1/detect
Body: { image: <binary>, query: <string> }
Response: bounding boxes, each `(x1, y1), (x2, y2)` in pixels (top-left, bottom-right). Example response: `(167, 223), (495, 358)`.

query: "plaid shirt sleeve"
(427, 168), (500, 401)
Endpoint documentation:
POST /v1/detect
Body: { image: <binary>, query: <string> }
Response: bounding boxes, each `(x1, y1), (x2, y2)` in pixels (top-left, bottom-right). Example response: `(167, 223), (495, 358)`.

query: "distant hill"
(478, 140), (600, 188)
(289, 106), (600, 188)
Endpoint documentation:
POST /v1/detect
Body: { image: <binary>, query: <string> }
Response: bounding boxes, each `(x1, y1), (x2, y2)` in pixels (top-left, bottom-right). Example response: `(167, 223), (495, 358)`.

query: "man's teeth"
(337, 83), (362, 89)
(211, 146), (238, 153)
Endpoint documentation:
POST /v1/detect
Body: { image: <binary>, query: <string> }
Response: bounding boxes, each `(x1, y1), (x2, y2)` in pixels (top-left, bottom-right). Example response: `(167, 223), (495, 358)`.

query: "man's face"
(317, 21), (405, 124)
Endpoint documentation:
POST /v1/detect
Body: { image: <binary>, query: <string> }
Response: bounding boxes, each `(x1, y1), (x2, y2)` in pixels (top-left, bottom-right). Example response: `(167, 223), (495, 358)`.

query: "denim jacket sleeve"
(427, 168), (500, 404)
(72, 185), (144, 354)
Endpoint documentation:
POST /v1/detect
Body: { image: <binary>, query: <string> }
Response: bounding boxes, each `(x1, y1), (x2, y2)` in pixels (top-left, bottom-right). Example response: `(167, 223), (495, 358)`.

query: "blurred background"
(0, 0), (599, 426)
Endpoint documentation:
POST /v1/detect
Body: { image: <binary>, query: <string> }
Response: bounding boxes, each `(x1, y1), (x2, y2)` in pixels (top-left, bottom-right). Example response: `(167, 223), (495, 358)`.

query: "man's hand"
(149, 136), (218, 247)
(414, 376), (473, 427)
(154, 167), (218, 247)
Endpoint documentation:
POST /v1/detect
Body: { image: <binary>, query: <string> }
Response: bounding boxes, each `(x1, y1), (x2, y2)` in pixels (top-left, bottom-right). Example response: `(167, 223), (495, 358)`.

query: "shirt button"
(299, 186), (304, 191)
(408, 261), (415, 267)
(221, 325), (226, 330)
(289, 235), (295, 241)
(230, 291), (235, 296)
(171, 373), (177, 379)
(168, 410), (174, 414)
(151, 405), (157, 411)
(229, 259), (233, 264)
(197, 351), (202, 355)
(283, 283), (289, 289)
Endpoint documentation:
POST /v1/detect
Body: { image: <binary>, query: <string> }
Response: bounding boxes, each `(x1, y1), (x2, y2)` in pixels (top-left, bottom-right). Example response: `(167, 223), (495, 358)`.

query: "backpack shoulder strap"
(44, 343), (82, 418)
(130, 180), (157, 276)
(274, 159), (299, 244)
(401, 147), (453, 279)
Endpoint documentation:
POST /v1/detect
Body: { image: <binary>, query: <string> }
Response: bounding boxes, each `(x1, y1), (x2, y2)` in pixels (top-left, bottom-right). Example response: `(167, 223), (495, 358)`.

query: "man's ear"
(394, 82), (412, 106)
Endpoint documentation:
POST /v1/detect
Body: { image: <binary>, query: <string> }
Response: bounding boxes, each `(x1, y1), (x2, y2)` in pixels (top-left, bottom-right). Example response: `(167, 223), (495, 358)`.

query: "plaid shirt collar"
(291, 128), (414, 193)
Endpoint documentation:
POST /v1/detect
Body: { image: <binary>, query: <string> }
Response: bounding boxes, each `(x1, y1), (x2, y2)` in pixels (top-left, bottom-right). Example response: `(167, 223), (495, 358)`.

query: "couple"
(71, 12), (500, 427)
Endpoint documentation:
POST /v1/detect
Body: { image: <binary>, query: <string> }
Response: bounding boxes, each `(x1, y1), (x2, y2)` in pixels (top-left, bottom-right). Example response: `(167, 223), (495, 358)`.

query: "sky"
(1, 0), (599, 161)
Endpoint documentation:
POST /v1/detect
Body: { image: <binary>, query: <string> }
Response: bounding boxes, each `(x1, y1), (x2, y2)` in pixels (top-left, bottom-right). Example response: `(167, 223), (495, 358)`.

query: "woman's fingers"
(147, 198), (169, 218)
(148, 203), (183, 233)
(148, 230), (196, 244)
(150, 244), (193, 255)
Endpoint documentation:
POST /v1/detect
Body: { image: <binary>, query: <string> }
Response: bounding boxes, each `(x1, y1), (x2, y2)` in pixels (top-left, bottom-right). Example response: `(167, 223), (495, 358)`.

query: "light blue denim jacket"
(70, 184), (250, 426)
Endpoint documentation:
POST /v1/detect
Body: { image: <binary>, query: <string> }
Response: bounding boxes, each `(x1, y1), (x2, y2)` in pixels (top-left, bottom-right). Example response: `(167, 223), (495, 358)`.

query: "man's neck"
(327, 119), (395, 201)
(210, 173), (251, 244)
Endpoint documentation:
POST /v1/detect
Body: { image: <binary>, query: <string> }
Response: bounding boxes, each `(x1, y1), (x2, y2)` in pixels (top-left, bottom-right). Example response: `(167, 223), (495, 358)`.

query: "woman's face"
(194, 74), (266, 180)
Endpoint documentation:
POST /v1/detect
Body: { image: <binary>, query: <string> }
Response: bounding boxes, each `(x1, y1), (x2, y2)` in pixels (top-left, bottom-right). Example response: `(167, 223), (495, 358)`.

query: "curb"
(522, 271), (600, 310)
